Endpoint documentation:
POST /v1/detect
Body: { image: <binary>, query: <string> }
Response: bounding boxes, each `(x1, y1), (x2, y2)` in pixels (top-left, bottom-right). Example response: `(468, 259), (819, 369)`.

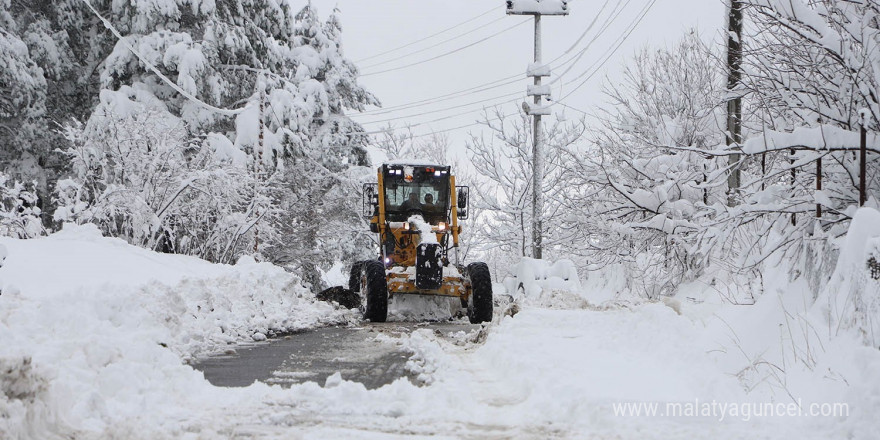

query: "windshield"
(384, 181), (449, 223)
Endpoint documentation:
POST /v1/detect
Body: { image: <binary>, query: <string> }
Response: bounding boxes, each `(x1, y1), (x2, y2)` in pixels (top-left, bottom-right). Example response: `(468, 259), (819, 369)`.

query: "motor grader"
(349, 161), (492, 323)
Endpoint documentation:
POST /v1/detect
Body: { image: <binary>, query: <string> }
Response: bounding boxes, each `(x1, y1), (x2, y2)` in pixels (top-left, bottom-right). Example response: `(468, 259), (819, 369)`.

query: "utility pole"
(507, 0), (568, 259)
(532, 14), (544, 260)
(726, 0), (743, 207)
(254, 90), (265, 254)
(860, 119), (868, 206)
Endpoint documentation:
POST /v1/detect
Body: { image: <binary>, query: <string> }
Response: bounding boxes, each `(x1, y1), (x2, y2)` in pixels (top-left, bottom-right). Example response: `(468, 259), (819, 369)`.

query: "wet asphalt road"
(193, 322), (478, 390)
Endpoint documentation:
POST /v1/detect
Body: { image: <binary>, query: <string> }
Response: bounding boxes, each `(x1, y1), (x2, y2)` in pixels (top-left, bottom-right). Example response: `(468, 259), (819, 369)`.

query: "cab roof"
(383, 159), (448, 168)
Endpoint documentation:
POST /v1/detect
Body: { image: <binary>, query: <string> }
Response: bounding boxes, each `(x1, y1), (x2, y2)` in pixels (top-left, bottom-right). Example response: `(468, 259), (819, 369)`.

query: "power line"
(353, 0), (616, 117)
(354, 0), (654, 138)
(353, 76), (524, 117)
(371, 0), (655, 136)
(360, 16), (508, 70)
(356, 89), (525, 125)
(557, 0), (658, 102)
(359, 19), (531, 77)
(550, 0), (630, 84)
(355, 5), (498, 63)
(351, 107), (521, 139)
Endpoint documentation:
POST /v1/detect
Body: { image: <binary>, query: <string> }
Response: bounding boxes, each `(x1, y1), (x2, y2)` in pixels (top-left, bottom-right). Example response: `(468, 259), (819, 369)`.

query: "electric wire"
(356, 90), (525, 125)
(556, 0), (658, 104)
(549, 0), (631, 84)
(353, 0), (655, 136)
(359, 18), (531, 77)
(355, 5), (498, 63)
(360, 15), (508, 70)
(353, 0), (614, 117)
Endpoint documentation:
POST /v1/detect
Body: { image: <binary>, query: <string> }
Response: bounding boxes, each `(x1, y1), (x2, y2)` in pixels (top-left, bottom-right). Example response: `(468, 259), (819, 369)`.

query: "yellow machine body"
(366, 163), (470, 300)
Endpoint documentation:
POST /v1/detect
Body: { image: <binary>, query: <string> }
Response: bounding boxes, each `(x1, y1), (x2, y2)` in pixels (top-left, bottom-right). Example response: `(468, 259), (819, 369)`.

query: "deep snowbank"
(0, 224), (352, 438)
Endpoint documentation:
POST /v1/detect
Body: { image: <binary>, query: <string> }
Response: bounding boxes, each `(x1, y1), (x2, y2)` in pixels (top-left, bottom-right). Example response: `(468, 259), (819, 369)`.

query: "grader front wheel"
(361, 260), (388, 322)
(467, 262), (493, 324)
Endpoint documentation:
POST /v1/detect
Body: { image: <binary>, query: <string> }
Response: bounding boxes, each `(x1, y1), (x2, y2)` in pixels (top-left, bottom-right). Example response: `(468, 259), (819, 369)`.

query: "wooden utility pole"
(726, 0), (743, 207)
(816, 157), (822, 218)
(790, 148), (796, 226)
(861, 122), (868, 206)
(507, 0), (568, 259)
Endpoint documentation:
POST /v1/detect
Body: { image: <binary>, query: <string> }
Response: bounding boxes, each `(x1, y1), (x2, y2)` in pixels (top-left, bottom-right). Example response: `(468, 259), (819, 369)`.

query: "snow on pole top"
(506, 0), (570, 15)
(859, 108), (873, 127)
(527, 63), (551, 77)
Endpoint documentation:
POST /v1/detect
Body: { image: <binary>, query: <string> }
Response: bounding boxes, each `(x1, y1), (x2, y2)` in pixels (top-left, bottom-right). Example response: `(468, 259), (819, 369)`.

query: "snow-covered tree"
(2, 1), (377, 280)
(54, 87), (280, 262)
(467, 107), (586, 269)
(693, 0), (880, 289)
(563, 32), (726, 297)
(261, 4), (378, 290)
(0, 0), (79, 216)
(0, 172), (45, 239)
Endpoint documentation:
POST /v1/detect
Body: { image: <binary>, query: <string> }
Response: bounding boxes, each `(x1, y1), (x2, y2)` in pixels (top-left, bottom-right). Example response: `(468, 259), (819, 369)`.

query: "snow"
(205, 131), (247, 167)
(503, 257), (582, 301)
(384, 158), (447, 167)
(2, 227), (879, 438)
(526, 84), (552, 96)
(526, 62), (551, 77)
(320, 261), (348, 288)
(507, 0), (569, 15)
(407, 214), (437, 244)
(0, 224), (353, 438)
(523, 101), (552, 116)
(742, 124), (879, 154)
(815, 207), (880, 347)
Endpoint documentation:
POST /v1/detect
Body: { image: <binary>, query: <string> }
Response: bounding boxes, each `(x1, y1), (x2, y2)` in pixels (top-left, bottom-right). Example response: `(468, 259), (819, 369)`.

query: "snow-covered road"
(177, 303), (851, 439)
(194, 322), (478, 390)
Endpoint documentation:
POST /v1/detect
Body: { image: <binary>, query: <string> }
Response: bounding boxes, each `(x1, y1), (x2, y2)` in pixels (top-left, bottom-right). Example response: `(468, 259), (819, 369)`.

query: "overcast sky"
(309, 0), (726, 148)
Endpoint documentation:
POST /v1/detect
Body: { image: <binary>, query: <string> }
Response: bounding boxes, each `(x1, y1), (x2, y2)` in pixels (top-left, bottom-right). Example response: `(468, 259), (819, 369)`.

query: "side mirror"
(362, 183), (378, 218)
(456, 186), (469, 219)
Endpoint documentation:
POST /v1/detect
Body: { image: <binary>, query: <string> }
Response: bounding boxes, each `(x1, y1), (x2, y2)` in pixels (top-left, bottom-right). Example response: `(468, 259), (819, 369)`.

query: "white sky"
(309, 0), (726, 150)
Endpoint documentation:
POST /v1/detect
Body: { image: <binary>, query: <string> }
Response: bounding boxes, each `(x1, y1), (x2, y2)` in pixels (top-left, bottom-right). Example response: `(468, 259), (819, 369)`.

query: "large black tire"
(361, 260), (388, 322)
(349, 261), (366, 292)
(467, 262), (493, 324)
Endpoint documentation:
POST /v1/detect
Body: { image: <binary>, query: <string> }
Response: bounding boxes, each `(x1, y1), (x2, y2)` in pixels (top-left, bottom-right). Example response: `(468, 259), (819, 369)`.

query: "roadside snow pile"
(0, 224), (351, 438)
(817, 207), (880, 348)
(502, 257), (586, 308)
(663, 208), (880, 439)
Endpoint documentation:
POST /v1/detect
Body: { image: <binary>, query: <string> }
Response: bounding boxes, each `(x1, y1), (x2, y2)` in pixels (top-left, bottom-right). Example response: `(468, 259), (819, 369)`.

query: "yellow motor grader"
(349, 162), (492, 323)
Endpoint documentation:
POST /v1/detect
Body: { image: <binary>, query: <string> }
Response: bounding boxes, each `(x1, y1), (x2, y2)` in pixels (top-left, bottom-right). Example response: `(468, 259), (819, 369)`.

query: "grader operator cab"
(349, 162), (493, 323)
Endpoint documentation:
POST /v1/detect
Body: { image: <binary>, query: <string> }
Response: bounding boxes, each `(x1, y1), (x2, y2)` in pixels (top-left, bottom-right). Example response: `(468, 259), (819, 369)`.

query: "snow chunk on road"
(503, 257), (582, 302)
